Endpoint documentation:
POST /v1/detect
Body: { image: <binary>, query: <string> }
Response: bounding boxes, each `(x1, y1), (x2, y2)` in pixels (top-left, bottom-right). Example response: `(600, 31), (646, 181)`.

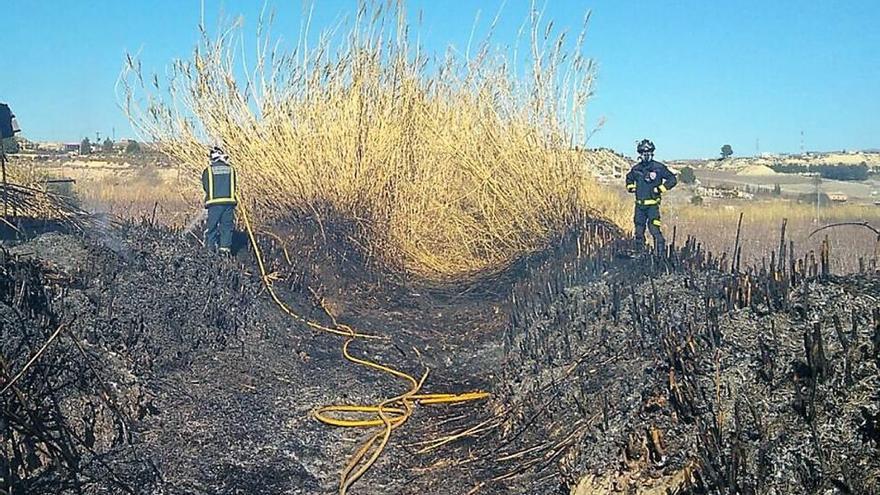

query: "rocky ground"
(1, 220), (879, 495)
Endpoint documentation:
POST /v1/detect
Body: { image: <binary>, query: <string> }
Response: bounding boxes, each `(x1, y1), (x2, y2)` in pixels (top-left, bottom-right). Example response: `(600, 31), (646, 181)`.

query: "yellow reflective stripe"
(206, 197), (237, 206)
(658, 184), (668, 193)
(638, 199), (659, 205)
(230, 167), (237, 200)
(626, 183), (636, 190)
(207, 166), (215, 201)
(652, 219), (662, 226)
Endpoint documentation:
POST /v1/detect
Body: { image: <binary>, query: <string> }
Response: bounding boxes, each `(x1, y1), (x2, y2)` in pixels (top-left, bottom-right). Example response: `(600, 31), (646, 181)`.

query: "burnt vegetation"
(1, 216), (879, 494)
(456, 229), (880, 494)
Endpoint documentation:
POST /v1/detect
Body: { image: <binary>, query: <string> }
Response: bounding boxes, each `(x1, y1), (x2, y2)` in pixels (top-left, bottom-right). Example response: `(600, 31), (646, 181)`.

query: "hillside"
(671, 150), (880, 172)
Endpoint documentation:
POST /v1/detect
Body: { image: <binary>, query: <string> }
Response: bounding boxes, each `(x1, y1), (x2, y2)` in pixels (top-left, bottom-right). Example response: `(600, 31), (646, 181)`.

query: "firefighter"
(625, 139), (677, 255)
(201, 146), (237, 254)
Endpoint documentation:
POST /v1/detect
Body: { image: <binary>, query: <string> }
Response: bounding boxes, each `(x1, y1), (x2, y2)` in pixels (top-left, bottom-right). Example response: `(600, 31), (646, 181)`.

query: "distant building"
(695, 185), (754, 201)
(39, 142), (66, 152)
(828, 193), (848, 203)
(63, 143), (81, 153)
(695, 186), (725, 199)
(696, 185), (736, 199)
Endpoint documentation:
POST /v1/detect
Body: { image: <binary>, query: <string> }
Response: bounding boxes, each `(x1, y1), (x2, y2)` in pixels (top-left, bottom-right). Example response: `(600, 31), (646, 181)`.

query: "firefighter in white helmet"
(201, 146), (237, 254)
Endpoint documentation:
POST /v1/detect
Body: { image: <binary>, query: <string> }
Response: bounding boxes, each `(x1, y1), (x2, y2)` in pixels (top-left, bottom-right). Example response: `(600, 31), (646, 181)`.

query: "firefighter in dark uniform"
(625, 139), (677, 255)
(201, 146), (237, 254)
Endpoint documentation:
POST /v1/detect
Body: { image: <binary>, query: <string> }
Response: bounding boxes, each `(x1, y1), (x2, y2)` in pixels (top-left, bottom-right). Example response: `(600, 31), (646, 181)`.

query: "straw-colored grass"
(8, 158), (194, 226)
(671, 201), (880, 225)
(120, 2), (627, 281)
(74, 168), (193, 225)
(1, 158), (87, 225)
(669, 201), (880, 273)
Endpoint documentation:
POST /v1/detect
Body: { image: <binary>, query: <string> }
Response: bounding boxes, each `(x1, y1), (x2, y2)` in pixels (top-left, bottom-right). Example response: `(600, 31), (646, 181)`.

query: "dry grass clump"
(74, 167), (193, 225)
(120, 2), (626, 280)
(0, 159), (87, 227)
(669, 201), (880, 272)
(7, 158), (193, 226)
(672, 201), (880, 225)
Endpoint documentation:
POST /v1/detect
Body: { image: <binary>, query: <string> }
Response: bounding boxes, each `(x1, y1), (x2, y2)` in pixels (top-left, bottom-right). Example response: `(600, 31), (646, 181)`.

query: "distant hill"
(670, 150), (880, 172)
(583, 148), (632, 181)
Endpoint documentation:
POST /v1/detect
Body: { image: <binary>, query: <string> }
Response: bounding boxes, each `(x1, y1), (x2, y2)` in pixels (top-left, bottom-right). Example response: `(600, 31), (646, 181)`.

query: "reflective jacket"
(201, 160), (238, 206)
(625, 159), (677, 205)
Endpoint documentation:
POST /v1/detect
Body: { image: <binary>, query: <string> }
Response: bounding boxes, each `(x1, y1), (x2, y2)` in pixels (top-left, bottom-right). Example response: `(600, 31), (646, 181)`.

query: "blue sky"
(1, 0), (878, 158)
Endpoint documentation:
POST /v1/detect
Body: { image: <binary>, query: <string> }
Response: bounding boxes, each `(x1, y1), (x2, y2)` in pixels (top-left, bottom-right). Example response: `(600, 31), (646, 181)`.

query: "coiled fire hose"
(237, 198), (489, 494)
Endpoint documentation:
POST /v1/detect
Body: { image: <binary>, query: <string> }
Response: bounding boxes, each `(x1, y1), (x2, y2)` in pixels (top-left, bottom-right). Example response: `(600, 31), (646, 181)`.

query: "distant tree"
(125, 140), (141, 154)
(1, 137), (19, 153)
(80, 137), (91, 155)
(720, 144), (733, 159)
(679, 166), (697, 185)
(102, 138), (114, 153)
(772, 183), (782, 196)
(772, 162), (868, 181)
(797, 191), (830, 206)
(690, 194), (704, 206)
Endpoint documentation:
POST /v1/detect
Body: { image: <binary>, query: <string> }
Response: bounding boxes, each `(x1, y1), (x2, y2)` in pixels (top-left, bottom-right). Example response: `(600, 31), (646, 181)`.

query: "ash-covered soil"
(1, 223), (503, 495)
(2, 222), (879, 495)
(418, 236), (880, 495)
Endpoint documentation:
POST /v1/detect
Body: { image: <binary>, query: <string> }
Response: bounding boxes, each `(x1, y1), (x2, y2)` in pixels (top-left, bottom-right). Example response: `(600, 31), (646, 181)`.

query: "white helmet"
(209, 145), (228, 163)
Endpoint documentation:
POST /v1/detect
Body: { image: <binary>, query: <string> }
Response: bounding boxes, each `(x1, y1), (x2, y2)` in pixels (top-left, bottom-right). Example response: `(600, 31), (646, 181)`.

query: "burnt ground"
(0, 219), (508, 495)
(1, 219), (879, 495)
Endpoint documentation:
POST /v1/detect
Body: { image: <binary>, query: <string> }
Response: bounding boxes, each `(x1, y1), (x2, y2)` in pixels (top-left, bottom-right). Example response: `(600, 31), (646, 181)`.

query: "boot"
(653, 236), (666, 258)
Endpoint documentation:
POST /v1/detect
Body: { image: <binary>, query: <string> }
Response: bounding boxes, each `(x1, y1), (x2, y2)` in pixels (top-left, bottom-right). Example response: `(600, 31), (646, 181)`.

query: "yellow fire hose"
(237, 199), (489, 494)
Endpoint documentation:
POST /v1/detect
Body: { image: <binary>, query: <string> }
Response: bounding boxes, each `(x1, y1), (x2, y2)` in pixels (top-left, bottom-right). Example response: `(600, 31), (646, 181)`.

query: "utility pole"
(800, 130), (805, 155)
(813, 174), (821, 225)
(96, 131), (101, 143)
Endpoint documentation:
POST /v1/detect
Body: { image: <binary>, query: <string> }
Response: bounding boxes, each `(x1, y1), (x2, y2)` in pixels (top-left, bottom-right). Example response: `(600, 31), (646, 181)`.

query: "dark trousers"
(634, 204), (665, 255)
(205, 204), (235, 251)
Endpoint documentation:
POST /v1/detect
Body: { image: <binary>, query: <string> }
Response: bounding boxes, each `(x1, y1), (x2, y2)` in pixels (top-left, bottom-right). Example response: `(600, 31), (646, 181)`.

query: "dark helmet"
(637, 139), (655, 154)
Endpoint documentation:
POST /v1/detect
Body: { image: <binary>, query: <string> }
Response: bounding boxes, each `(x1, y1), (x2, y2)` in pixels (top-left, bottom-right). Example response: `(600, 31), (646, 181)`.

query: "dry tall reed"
(1, 159), (87, 227)
(119, 2), (626, 280)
